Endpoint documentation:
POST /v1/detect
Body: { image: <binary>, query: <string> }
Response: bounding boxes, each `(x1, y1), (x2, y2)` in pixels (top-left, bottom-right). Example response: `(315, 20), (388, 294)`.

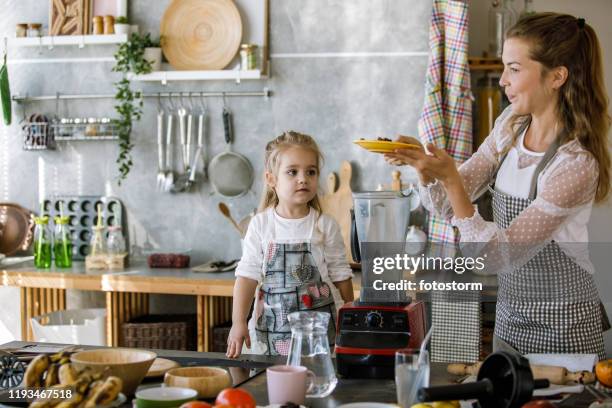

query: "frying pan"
(0, 203), (35, 255)
(208, 102), (254, 198)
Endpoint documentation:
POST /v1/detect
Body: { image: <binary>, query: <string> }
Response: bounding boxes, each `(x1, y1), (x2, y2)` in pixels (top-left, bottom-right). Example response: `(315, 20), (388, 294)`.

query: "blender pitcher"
(286, 311), (337, 398)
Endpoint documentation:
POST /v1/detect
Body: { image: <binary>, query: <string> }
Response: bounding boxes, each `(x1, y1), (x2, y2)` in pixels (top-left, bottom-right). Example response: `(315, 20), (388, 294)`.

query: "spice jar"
(89, 225), (107, 256)
(34, 216), (52, 269)
(16, 23), (28, 38)
(27, 23), (42, 38)
(92, 16), (104, 35)
(103, 15), (115, 34)
(240, 44), (257, 70)
(53, 216), (73, 268)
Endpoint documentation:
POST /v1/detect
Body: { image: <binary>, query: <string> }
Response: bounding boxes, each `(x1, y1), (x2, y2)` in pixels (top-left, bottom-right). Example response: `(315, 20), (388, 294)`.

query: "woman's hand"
(226, 322), (250, 358)
(384, 136), (435, 185)
(385, 141), (461, 187)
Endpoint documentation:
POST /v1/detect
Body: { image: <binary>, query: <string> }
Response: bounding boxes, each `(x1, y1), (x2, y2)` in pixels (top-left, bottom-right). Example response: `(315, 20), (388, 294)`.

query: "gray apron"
(490, 124), (607, 359)
(255, 212), (337, 356)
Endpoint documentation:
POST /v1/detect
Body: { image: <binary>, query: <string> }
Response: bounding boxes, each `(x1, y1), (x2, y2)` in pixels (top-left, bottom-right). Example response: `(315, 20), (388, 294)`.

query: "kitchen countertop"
(0, 341), (599, 408)
(1, 260), (498, 297)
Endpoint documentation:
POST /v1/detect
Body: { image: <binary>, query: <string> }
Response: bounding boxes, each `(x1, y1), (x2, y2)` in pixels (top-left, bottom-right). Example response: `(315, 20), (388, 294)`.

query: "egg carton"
(42, 195), (124, 260)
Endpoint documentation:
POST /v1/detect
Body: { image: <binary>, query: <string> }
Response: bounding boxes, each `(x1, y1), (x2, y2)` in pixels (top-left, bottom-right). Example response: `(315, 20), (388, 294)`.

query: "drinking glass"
(395, 349), (430, 408)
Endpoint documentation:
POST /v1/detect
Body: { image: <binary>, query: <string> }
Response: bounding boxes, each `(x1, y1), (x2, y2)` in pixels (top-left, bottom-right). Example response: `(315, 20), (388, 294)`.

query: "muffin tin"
(42, 196), (124, 260)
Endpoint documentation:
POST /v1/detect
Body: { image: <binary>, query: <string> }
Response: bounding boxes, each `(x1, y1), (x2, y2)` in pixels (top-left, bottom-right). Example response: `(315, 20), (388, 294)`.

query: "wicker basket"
(121, 314), (196, 351)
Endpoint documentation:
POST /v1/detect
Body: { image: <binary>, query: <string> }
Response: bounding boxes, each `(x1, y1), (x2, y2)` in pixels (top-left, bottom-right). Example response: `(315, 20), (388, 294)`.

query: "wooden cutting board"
(320, 161), (354, 263)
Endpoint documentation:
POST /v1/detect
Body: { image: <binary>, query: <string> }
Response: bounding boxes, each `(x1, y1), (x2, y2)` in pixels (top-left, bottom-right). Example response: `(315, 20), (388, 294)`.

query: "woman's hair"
(258, 131), (324, 212)
(504, 12), (611, 202)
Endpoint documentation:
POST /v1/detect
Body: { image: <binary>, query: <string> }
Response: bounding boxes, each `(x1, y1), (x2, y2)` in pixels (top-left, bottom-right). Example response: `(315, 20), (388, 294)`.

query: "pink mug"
(266, 365), (315, 405)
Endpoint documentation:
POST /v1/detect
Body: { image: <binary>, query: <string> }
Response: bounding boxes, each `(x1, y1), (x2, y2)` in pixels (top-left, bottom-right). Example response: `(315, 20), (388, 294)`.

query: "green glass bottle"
(33, 216), (52, 269)
(53, 216), (73, 268)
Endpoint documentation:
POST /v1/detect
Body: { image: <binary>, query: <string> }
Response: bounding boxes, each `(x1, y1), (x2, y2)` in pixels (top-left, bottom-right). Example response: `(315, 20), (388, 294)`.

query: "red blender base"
(335, 300), (427, 379)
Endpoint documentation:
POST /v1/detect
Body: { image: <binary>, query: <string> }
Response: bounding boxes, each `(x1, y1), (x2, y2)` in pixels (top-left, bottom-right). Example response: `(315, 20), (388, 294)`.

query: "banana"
(83, 376), (122, 408)
(81, 379), (104, 407)
(25, 355), (50, 388)
(44, 363), (59, 388)
(53, 378), (89, 408)
(49, 351), (69, 364)
(58, 363), (78, 386)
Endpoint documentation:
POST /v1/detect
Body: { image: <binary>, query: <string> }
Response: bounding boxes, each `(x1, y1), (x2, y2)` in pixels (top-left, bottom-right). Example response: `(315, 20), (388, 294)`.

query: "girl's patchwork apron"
(490, 131), (607, 359)
(254, 211), (337, 356)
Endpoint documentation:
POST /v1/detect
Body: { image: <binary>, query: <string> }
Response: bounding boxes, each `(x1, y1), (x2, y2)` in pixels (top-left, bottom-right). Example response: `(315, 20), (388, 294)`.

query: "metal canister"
(240, 44), (258, 70)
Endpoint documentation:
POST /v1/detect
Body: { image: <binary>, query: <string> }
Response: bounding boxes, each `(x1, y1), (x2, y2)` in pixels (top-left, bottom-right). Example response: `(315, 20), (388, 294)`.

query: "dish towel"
(418, 0), (480, 363)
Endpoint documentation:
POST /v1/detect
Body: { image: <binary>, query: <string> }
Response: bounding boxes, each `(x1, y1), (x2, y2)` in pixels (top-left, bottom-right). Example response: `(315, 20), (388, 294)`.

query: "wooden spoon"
(218, 203), (242, 234)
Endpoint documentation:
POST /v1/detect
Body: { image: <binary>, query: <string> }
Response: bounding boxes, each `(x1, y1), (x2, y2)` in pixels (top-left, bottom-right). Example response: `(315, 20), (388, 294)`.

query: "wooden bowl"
(164, 366), (232, 398)
(71, 348), (157, 395)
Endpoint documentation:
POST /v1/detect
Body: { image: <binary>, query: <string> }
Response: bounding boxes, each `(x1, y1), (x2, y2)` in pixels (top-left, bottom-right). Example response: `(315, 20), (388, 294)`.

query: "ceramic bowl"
(70, 348), (156, 395)
(134, 387), (197, 408)
(164, 366), (232, 398)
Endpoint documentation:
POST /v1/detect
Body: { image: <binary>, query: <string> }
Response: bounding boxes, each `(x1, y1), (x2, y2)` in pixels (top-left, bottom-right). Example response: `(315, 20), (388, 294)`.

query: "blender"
(336, 191), (427, 379)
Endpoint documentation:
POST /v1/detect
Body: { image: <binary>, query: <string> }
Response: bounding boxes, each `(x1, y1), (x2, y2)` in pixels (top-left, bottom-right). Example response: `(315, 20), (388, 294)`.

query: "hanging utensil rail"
(11, 88), (271, 103)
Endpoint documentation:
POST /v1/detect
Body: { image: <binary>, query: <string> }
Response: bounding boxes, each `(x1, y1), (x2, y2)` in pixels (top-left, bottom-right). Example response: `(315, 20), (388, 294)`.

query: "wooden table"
(1, 261), (364, 352)
(0, 341), (598, 408)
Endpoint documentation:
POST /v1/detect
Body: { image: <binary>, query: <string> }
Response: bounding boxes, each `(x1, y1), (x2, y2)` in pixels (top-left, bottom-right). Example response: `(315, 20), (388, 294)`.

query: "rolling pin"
(448, 362), (595, 385)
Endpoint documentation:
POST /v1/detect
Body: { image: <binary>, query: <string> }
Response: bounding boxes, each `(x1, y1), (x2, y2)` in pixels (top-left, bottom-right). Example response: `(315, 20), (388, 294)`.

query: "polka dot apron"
(254, 211), (337, 356)
(490, 124), (607, 359)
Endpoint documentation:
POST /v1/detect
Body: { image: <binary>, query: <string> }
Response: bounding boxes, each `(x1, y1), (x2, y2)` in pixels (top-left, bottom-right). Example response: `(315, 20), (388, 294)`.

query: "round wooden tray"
(160, 0), (243, 70)
(146, 357), (180, 378)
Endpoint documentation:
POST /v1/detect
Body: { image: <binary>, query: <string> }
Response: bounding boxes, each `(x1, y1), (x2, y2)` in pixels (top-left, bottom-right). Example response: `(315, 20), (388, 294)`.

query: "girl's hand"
(226, 322), (251, 358)
(386, 142), (460, 187)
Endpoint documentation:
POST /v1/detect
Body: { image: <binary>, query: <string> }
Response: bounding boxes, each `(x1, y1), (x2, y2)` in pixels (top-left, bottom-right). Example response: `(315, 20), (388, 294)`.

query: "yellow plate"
(353, 139), (420, 154)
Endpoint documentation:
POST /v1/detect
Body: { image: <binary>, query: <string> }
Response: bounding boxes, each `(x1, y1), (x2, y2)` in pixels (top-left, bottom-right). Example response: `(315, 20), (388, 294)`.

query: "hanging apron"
(253, 211), (337, 356)
(490, 123), (607, 359)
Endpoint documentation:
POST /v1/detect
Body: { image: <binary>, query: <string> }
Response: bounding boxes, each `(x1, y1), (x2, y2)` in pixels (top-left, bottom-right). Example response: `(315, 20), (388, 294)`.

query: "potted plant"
(112, 32), (157, 184)
(143, 36), (162, 72)
(114, 16), (130, 35)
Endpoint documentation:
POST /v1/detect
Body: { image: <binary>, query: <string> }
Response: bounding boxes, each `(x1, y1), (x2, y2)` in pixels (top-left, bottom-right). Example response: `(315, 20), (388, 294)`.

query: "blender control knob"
(366, 311), (383, 328)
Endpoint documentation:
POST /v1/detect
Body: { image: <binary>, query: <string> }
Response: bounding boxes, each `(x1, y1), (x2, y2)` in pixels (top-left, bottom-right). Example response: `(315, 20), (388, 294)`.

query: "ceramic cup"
(266, 365), (314, 405)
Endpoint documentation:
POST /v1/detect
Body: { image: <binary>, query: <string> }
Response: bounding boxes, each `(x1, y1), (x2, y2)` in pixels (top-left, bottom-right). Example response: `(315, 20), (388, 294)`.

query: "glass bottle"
(33, 217), (52, 269)
(89, 226), (107, 256)
(488, 0), (513, 57)
(286, 311), (337, 398)
(53, 216), (73, 268)
(107, 226), (126, 255)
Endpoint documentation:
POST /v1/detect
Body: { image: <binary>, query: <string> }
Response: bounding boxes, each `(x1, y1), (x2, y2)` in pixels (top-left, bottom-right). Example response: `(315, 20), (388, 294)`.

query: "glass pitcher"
(286, 311), (337, 398)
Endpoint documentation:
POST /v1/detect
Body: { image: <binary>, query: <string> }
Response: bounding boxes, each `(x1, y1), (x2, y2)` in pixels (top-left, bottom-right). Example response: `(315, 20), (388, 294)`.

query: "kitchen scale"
(336, 191), (427, 379)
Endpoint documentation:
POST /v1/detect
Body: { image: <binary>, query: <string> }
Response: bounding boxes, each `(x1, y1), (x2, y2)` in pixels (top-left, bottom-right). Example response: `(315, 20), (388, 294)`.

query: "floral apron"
(254, 211), (337, 356)
(490, 126), (606, 359)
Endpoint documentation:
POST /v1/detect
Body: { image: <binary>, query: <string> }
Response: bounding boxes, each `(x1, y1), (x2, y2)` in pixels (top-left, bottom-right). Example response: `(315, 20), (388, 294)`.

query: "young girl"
(385, 13), (610, 358)
(226, 131), (354, 357)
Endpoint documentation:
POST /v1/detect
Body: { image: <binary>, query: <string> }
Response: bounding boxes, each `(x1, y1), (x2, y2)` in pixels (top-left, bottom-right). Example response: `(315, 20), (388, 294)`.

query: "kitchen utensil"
(164, 110), (175, 192)
(71, 348), (157, 396)
(160, 0), (242, 70)
(320, 161), (354, 262)
(172, 145), (202, 193)
(164, 366), (232, 398)
(208, 103), (254, 198)
(287, 311), (337, 398)
(0, 203), (35, 255)
(196, 98), (207, 179)
(218, 202), (242, 234)
(353, 139), (420, 154)
(185, 146), (202, 191)
(448, 361), (596, 385)
(44, 195), (124, 260)
(178, 102), (188, 173)
(1, 44), (11, 126)
(135, 387), (197, 408)
(419, 351), (550, 408)
(146, 358), (180, 378)
(157, 97), (166, 191)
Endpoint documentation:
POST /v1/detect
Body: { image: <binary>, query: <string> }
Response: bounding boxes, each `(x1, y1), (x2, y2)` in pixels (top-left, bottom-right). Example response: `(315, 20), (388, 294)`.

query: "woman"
(386, 13), (610, 358)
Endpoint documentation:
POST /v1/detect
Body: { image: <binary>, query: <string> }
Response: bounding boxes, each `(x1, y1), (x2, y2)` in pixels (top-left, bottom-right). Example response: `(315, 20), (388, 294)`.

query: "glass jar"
(107, 226), (126, 255)
(16, 24), (28, 38)
(27, 23), (42, 38)
(89, 226), (107, 256)
(33, 217), (52, 269)
(488, 0), (513, 57)
(240, 44), (257, 70)
(53, 216), (73, 268)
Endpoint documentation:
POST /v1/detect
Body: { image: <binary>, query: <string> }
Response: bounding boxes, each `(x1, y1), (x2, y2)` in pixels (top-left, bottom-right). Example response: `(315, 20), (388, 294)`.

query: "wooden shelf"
(469, 56), (504, 72)
(129, 68), (267, 85)
(8, 34), (128, 48)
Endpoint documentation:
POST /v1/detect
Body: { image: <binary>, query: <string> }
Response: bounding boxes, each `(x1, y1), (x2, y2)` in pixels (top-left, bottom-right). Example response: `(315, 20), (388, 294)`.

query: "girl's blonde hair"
(503, 12), (611, 202)
(258, 131), (324, 212)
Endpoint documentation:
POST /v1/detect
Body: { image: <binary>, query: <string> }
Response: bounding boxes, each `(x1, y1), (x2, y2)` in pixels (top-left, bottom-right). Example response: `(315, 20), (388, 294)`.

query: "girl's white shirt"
(419, 105), (597, 274)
